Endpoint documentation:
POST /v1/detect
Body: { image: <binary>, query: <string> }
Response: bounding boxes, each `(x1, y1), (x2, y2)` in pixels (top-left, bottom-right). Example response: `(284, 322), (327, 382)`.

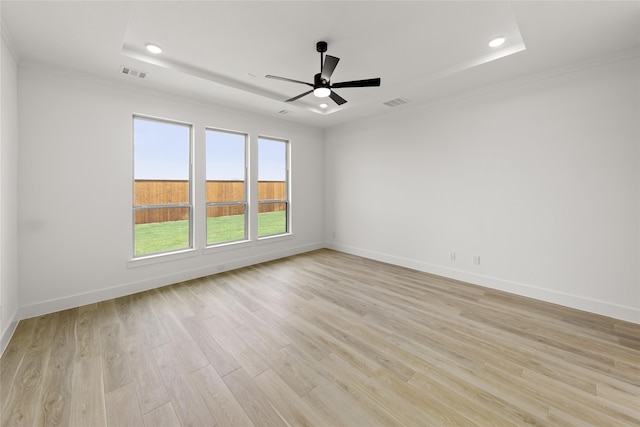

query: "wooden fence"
(134, 180), (286, 224)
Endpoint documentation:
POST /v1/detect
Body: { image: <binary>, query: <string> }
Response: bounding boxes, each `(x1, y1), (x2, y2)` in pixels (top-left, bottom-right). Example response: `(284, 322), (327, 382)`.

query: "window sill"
(203, 239), (253, 255)
(257, 233), (293, 245)
(127, 234), (293, 268)
(128, 248), (198, 268)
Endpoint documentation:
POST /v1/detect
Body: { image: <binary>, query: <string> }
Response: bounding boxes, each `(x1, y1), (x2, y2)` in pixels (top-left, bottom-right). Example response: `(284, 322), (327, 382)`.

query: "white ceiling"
(2, 1), (639, 128)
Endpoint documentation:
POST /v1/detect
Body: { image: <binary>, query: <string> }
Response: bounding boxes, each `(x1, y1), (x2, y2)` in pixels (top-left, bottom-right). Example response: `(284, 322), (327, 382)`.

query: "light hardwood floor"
(1, 249), (639, 426)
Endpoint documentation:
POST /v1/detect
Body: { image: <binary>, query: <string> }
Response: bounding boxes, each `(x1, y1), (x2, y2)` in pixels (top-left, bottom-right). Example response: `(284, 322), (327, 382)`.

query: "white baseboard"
(1, 307), (19, 358)
(12, 240), (639, 327)
(18, 242), (324, 321)
(326, 242), (640, 325)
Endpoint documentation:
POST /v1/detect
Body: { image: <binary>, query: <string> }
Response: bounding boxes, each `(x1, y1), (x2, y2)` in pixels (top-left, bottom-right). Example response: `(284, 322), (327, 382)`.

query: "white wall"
(325, 54), (640, 323)
(17, 66), (324, 318)
(9, 50), (640, 329)
(1, 35), (20, 352)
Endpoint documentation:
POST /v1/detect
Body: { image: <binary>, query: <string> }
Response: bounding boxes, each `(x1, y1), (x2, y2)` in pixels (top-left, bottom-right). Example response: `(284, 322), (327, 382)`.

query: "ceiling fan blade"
(329, 90), (347, 105)
(321, 55), (340, 81)
(331, 78), (381, 89)
(266, 75), (313, 87)
(285, 89), (314, 102)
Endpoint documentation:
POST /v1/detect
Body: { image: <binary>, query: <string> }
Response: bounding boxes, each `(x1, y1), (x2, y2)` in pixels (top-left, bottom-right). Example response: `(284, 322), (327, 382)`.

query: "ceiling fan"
(266, 41), (381, 106)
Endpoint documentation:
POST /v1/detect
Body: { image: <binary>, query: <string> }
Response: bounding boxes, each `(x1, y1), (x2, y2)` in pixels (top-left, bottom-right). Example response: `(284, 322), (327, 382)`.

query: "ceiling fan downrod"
(317, 41), (328, 75)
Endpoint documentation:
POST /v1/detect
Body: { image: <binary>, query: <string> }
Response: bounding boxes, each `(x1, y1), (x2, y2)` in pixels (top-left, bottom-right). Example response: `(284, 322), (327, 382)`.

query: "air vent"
(120, 66), (147, 79)
(278, 110), (293, 115)
(383, 97), (409, 107)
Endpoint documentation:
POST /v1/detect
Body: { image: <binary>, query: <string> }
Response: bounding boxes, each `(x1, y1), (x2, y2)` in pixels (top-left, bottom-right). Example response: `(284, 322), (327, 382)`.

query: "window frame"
(132, 115), (194, 259)
(257, 136), (291, 239)
(205, 127), (249, 247)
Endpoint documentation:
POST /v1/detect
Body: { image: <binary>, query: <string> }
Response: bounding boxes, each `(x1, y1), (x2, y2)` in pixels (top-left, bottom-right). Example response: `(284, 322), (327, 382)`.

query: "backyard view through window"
(133, 117), (192, 256)
(133, 117), (289, 257)
(258, 137), (289, 237)
(206, 129), (247, 245)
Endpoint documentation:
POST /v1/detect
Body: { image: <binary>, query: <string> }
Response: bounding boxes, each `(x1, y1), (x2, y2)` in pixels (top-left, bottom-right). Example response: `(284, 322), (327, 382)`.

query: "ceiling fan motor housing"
(314, 73), (329, 88)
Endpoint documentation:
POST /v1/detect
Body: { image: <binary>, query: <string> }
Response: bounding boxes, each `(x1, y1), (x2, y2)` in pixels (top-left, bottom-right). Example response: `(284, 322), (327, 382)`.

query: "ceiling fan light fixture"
(313, 87), (331, 98)
(145, 43), (163, 54)
(488, 37), (506, 48)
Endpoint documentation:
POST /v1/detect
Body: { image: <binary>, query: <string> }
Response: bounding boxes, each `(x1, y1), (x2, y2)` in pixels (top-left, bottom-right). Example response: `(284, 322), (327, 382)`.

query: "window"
(258, 137), (289, 237)
(206, 129), (247, 245)
(132, 117), (290, 256)
(133, 117), (192, 257)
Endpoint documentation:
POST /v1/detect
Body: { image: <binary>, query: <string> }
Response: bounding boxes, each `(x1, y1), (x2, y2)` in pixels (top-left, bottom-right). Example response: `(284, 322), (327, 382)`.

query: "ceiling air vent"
(383, 97), (409, 107)
(120, 66), (147, 79)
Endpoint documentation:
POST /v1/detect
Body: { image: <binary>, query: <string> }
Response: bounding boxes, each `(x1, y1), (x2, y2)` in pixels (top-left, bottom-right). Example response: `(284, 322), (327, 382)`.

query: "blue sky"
(134, 118), (190, 180)
(206, 129), (245, 180)
(257, 136), (286, 181)
(134, 118), (286, 181)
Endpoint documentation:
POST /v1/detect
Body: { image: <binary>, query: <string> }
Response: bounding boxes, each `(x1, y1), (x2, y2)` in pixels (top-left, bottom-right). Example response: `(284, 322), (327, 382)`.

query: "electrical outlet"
(449, 251), (456, 261)
(473, 255), (480, 265)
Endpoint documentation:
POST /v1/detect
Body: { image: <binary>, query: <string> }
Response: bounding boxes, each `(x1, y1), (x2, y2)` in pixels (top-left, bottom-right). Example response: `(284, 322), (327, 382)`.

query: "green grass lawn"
(257, 210), (287, 238)
(135, 211), (287, 256)
(135, 218), (190, 256)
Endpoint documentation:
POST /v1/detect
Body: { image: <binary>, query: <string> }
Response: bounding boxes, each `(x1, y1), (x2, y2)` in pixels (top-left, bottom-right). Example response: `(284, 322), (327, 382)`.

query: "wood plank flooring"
(1, 249), (639, 426)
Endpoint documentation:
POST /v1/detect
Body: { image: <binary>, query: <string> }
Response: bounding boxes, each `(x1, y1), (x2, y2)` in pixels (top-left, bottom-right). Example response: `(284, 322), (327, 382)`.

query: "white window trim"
(257, 136), (291, 240)
(132, 115), (194, 259)
(205, 127), (249, 247)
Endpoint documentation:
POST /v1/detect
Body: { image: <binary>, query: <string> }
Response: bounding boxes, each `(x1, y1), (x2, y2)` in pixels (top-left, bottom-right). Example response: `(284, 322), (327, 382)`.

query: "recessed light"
(489, 37), (506, 48)
(319, 103), (328, 109)
(145, 43), (163, 54)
